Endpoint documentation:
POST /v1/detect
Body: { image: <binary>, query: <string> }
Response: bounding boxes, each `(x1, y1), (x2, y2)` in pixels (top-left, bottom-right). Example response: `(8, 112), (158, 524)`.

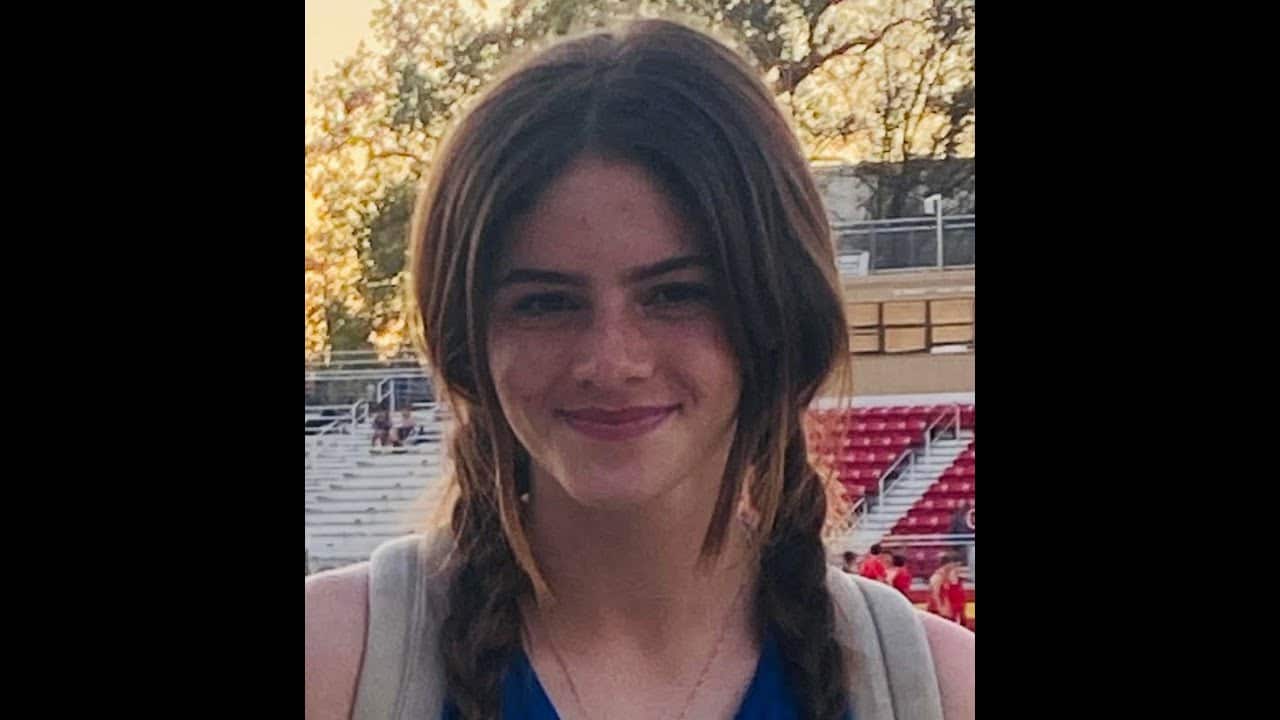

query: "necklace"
(532, 570), (752, 720)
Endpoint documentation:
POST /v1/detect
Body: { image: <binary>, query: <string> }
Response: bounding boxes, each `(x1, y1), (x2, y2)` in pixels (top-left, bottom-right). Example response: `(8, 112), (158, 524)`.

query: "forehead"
(501, 156), (701, 274)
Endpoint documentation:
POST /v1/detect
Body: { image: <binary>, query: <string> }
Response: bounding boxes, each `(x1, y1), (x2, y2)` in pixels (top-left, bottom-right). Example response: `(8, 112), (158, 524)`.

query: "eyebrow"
(497, 254), (711, 288)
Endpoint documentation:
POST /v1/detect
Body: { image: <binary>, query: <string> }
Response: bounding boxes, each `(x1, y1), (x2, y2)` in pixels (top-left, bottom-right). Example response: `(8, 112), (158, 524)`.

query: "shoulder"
(306, 563), (369, 720)
(917, 611), (974, 720)
(827, 568), (972, 720)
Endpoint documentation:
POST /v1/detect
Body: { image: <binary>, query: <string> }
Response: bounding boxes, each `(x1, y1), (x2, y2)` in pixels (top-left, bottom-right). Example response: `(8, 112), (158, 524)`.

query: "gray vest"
(352, 533), (945, 720)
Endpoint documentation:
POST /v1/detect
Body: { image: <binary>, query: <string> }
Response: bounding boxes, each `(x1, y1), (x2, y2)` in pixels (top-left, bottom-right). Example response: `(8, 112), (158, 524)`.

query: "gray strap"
(828, 567), (945, 720)
(352, 533), (453, 720)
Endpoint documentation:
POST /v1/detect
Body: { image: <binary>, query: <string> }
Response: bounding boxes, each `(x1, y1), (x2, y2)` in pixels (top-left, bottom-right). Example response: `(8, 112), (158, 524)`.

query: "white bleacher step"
(914, 458), (955, 468)
(305, 507), (421, 520)
(355, 456), (438, 469)
(343, 467), (440, 480)
(306, 490), (433, 504)
(308, 527), (408, 538)
(307, 464), (351, 473)
(307, 532), (413, 553)
(892, 480), (939, 492)
(306, 499), (428, 514)
(310, 481), (429, 492)
(306, 518), (418, 531)
(305, 491), (424, 503)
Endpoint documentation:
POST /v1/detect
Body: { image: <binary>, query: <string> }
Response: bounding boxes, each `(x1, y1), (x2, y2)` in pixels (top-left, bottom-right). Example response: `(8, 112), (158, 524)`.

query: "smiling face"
(486, 156), (741, 511)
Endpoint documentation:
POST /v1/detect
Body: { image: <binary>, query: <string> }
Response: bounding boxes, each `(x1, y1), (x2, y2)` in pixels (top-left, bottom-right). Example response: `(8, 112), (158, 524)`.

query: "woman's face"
(487, 156), (741, 510)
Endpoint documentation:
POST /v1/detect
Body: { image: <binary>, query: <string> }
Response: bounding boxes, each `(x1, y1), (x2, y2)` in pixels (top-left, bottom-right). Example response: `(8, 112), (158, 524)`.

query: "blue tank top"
(442, 633), (853, 719)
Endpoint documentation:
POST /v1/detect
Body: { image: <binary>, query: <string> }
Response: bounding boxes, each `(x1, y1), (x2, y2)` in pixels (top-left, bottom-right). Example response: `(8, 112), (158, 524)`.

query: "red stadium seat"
(905, 407), (932, 423)
(874, 450), (899, 465)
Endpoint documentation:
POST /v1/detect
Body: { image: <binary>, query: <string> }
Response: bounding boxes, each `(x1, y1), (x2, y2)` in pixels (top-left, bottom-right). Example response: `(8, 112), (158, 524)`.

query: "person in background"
(927, 556), (966, 625)
(394, 407), (417, 446)
(859, 543), (889, 583)
(841, 551), (858, 574)
(945, 559), (968, 628)
(889, 554), (912, 598)
(370, 407), (392, 447)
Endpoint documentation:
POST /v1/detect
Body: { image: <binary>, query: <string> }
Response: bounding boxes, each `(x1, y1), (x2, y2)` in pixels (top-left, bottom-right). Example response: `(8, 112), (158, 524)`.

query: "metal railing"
(305, 348), (420, 371)
(871, 403), (962, 512)
(305, 411), (351, 470)
(873, 449), (916, 512)
(833, 214), (975, 274)
(923, 405), (962, 455)
(827, 404), (965, 535)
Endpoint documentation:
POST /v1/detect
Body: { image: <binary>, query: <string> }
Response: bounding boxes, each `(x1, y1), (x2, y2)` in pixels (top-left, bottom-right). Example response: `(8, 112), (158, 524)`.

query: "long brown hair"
(410, 18), (851, 720)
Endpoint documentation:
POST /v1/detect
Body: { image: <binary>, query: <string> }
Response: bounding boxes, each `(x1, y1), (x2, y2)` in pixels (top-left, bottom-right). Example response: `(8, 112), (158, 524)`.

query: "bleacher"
(306, 389), (976, 585)
(806, 404), (972, 506)
(305, 402), (449, 572)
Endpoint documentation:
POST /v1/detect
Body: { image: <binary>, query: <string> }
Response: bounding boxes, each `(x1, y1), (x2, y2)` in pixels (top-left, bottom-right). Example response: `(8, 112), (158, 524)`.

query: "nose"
(570, 301), (654, 389)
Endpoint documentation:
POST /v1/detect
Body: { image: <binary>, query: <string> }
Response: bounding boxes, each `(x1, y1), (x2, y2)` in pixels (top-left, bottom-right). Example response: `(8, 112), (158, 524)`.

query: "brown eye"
(513, 292), (582, 316)
(645, 283), (711, 307)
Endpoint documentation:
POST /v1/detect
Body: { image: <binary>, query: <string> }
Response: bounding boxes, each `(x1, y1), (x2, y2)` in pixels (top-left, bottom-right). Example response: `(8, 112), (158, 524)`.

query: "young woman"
(307, 18), (973, 720)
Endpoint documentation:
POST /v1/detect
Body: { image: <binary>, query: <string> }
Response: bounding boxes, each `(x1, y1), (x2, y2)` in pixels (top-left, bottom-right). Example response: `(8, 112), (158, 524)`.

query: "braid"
(757, 428), (849, 720)
(439, 422), (531, 720)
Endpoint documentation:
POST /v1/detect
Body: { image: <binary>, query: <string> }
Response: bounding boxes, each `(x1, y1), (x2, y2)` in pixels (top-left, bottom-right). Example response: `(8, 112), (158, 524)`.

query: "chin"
(553, 462), (675, 510)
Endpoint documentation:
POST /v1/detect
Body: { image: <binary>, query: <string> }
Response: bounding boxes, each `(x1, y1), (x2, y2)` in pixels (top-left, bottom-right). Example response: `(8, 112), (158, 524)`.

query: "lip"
(556, 405), (680, 442)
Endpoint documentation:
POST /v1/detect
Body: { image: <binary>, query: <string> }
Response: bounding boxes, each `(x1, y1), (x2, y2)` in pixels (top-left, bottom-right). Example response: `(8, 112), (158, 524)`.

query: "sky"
(306, 0), (382, 121)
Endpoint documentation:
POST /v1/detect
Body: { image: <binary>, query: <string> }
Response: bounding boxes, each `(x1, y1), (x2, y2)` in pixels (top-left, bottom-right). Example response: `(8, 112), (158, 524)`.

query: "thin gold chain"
(534, 572), (751, 720)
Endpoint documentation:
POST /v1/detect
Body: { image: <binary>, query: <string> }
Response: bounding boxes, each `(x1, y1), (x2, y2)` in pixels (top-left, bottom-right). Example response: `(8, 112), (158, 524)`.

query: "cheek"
(488, 328), (566, 413)
(661, 319), (741, 409)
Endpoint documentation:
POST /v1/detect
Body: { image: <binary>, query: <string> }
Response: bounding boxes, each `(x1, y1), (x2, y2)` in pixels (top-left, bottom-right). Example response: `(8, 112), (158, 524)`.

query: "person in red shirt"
(945, 566), (967, 626)
(859, 543), (888, 582)
(889, 554), (912, 597)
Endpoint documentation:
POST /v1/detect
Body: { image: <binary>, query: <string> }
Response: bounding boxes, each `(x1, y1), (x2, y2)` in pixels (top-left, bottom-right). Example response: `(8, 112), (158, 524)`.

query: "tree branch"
(776, 16), (912, 94)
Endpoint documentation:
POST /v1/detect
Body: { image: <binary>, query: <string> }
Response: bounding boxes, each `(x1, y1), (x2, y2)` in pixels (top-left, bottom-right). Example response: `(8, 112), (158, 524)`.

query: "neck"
(523, 469), (759, 653)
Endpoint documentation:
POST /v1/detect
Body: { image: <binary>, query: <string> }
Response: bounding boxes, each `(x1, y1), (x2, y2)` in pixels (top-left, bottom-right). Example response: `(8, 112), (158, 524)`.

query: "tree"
(304, 0), (975, 359)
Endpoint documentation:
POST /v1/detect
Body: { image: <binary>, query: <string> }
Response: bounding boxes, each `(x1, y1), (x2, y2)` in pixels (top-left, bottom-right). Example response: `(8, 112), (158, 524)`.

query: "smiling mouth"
(555, 405), (680, 441)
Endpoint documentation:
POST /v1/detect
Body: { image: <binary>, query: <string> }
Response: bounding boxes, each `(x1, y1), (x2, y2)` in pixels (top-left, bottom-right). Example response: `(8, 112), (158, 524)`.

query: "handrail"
(306, 368), (429, 382)
(305, 414), (347, 470)
(836, 406), (967, 533)
(351, 398), (370, 427)
(922, 406), (955, 454)
(875, 449), (914, 510)
(831, 214), (975, 230)
(376, 377), (394, 412)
